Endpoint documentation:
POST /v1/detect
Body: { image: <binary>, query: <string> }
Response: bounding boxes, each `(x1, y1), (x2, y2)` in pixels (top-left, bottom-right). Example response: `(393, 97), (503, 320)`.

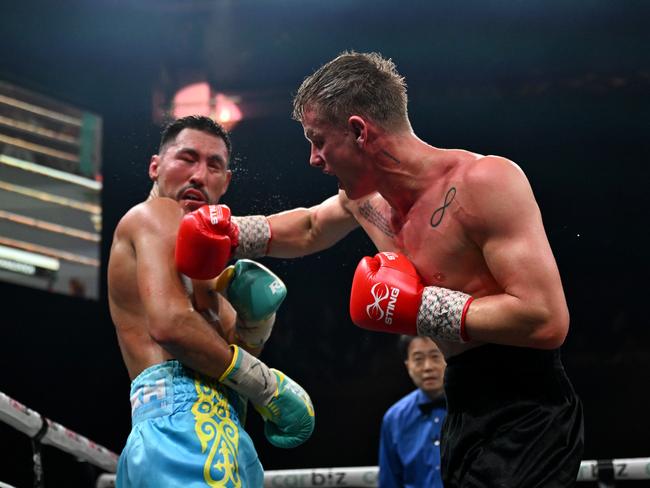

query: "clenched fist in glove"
(349, 252), (473, 342)
(220, 345), (315, 448)
(215, 259), (287, 347)
(175, 204), (271, 280)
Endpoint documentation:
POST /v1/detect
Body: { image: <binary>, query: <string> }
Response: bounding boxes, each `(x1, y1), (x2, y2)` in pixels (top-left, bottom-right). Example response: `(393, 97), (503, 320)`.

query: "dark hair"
(398, 334), (418, 361)
(292, 51), (409, 131)
(159, 115), (232, 159)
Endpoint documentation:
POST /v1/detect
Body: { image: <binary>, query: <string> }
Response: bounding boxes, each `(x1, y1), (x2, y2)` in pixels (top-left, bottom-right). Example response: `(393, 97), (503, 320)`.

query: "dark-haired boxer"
(108, 115), (313, 488)
(175, 53), (583, 487)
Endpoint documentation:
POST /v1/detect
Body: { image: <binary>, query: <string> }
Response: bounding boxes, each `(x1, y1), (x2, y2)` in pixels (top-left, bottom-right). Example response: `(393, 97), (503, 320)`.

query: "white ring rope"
(0, 391), (118, 473)
(2, 389), (648, 486)
(94, 457), (650, 488)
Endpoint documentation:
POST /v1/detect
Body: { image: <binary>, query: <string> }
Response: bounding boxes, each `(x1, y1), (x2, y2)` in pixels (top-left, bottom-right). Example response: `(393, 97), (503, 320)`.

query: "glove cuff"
(232, 215), (271, 258)
(417, 286), (473, 342)
(220, 345), (277, 406)
(236, 314), (275, 348)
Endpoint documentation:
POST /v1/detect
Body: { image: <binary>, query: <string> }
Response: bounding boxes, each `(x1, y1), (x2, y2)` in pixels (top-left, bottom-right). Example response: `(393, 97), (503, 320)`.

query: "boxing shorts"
(441, 344), (583, 488)
(116, 360), (264, 488)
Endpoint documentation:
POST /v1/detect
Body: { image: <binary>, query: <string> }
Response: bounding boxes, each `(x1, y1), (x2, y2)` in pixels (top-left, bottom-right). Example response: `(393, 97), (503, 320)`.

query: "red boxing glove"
(350, 252), (473, 342)
(175, 205), (240, 280)
(349, 252), (423, 335)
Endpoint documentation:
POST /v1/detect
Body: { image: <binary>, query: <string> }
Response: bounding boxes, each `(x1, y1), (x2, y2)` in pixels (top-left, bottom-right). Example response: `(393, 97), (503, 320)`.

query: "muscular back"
(108, 198), (235, 380)
(108, 205), (162, 380)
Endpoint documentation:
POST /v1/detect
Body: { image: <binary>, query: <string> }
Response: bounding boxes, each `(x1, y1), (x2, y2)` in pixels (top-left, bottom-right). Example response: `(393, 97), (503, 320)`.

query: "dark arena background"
(1, 1), (649, 487)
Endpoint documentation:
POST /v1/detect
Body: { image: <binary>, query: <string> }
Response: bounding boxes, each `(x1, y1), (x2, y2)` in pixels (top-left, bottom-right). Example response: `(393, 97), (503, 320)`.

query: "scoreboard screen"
(0, 81), (102, 300)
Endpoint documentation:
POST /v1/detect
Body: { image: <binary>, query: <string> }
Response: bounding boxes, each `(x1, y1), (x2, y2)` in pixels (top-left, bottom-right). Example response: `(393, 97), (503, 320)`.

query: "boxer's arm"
(266, 191), (359, 258)
(176, 192), (358, 277)
(214, 294), (264, 357)
(132, 198), (234, 377)
(463, 157), (569, 349)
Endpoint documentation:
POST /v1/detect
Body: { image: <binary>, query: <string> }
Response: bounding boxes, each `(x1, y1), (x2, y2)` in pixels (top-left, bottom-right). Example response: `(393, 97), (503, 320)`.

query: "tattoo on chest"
(430, 187), (456, 228)
(359, 201), (395, 237)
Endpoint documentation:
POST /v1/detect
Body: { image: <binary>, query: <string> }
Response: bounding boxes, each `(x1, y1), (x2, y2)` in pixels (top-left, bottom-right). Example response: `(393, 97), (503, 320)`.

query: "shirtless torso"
(277, 50), (581, 486)
(265, 146), (567, 358)
(344, 150), (497, 357)
(108, 198), (235, 380)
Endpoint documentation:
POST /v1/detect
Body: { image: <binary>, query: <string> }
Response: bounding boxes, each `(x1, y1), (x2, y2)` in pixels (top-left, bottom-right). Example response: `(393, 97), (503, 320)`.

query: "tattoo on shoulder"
(430, 187), (456, 228)
(359, 201), (395, 237)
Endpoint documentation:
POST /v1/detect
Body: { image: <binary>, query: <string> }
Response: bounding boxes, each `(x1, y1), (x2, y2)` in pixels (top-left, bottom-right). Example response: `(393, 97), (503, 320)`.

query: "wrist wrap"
(416, 286), (474, 342)
(232, 215), (271, 258)
(236, 315), (275, 348)
(219, 345), (277, 406)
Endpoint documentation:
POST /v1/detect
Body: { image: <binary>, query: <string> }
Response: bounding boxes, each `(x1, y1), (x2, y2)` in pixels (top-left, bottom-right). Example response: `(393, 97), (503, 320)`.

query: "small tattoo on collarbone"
(430, 187), (456, 228)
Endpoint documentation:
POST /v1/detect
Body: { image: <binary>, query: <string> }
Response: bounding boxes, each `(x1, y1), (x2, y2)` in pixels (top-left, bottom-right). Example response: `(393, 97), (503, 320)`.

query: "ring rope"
(95, 457), (650, 488)
(2, 389), (647, 487)
(0, 390), (118, 473)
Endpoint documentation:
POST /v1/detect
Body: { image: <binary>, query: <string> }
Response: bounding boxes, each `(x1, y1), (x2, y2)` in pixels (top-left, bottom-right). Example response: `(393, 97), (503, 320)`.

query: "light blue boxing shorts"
(116, 360), (264, 488)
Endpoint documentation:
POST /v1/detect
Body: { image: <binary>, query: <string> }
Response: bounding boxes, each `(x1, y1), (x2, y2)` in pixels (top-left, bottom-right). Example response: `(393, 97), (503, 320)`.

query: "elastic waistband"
(129, 360), (239, 425)
(446, 344), (563, 372)
(443, 344), (572, 411)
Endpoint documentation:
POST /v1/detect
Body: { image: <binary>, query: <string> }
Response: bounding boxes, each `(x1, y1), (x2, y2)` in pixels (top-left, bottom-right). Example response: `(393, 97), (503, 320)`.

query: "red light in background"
(172, 82), (212, 118)
(214, 93), (242, 130)
(171, 82), (242, 130)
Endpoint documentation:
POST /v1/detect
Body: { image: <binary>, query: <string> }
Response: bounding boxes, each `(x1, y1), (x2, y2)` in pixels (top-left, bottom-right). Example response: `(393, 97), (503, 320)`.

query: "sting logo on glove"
(350, 252), (423, 336)
(208, 205), (225, 225)
(351, 252), (472, 341)
(366, 282), (400, 325)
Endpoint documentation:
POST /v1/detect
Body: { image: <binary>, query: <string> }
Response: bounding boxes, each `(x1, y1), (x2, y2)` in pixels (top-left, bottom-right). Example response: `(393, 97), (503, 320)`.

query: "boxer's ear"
(348, 116), (367, 147)
(149, 155), (160, 181)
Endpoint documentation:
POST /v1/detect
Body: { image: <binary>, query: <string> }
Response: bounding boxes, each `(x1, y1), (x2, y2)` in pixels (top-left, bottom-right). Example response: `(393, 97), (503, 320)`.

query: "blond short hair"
(292, 51), (410, 131)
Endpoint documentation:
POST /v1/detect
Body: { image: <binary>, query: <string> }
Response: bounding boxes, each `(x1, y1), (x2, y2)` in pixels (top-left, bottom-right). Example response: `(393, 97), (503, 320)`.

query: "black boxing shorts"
(441, 344), (583, 488)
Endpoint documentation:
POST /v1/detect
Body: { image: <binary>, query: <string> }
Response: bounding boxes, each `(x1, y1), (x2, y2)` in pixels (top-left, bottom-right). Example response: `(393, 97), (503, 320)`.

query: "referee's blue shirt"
(379, 389), (446, 488)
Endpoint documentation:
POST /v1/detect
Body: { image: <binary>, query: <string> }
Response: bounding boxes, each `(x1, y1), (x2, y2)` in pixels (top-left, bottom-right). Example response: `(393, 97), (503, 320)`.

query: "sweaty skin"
(264, 108), (568, 359)
(108, 127), (253, 381)
(108, 198), (238, 380)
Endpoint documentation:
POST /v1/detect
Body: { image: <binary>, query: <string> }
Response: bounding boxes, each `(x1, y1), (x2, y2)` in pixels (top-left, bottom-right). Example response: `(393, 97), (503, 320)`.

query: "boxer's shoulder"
(461, 154), (524, 188)
(139, 197), (184, 221)
(340, 189), (381, 210)
(344, 191), (389, 223)
(117, 198), (183, 242)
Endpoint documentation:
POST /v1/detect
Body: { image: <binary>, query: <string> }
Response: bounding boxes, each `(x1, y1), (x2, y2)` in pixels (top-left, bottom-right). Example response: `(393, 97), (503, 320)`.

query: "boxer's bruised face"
(302, 105), (375, 200)
(405, 337), (446, 399)
(149, 128), (231, 213)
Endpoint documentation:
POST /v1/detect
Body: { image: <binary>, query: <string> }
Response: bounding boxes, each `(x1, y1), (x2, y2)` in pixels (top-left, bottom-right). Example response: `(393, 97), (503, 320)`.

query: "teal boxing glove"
(255, 369), (315, 449)
(215, 259), (287, 347)
(220, 346), (315, 448)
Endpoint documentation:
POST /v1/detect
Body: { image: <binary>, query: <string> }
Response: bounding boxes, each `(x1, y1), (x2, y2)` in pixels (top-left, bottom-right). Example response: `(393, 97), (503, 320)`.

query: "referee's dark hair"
(398, 335), (418, 361)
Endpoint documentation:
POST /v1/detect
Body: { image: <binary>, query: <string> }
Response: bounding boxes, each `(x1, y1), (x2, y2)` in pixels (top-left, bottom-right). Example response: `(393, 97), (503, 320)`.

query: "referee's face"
(405, 337), (446, 399)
